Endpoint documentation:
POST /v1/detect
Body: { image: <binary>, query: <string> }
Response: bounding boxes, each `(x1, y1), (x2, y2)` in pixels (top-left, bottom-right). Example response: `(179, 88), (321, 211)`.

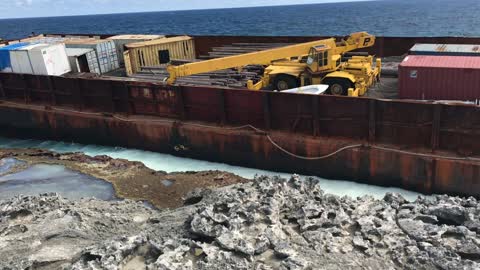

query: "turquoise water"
(0, 0), (479, 40)
(0, 136), (422, 201)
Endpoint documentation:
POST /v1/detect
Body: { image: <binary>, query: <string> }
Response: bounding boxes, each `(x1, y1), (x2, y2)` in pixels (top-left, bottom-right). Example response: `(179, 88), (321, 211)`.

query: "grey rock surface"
(1, 175), (480, 269)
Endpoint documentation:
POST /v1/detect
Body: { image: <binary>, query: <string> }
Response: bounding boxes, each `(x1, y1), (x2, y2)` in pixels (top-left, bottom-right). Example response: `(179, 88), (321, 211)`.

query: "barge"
(1, 34), (480, 196)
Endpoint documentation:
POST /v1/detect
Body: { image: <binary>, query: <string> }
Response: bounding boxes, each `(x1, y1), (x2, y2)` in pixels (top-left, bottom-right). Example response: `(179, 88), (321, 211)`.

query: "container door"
(108, 41), (119, 70)
(96, 44), (107, 74)
(87, 51), (100, 74)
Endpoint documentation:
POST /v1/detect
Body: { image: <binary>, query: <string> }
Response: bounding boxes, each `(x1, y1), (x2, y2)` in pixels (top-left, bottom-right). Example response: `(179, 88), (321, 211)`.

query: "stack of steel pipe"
(200, 42), (292, 59)
(131, 63), (264, 88)
(130, 42), (291, 88)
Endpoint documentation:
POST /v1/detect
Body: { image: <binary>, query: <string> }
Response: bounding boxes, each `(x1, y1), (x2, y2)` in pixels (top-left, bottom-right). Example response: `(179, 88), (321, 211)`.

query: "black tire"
(273, 74), (299, 91)
(323, 78), (354, 96)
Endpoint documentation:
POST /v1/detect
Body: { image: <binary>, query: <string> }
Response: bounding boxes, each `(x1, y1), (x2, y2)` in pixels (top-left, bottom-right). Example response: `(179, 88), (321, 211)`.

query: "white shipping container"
(33, 44), (71, 75)
(107, 35), (164, 66)
(65, 40), (119, 74)
(66, 48), (100, 74)
(10, 43), (71, 75)
(10, 44), (45, 74)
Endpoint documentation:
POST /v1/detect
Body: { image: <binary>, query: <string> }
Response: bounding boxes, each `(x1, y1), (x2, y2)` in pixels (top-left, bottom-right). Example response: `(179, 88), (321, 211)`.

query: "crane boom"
(166, 32), (376, 85)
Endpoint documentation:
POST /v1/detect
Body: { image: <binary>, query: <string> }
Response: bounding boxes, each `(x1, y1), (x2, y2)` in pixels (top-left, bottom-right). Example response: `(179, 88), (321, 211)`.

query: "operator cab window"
(320, 51), (328, 66)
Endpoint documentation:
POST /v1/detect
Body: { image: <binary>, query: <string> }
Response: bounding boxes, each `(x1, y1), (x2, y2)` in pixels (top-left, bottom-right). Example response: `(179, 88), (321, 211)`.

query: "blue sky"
(3, 0), (371, 19)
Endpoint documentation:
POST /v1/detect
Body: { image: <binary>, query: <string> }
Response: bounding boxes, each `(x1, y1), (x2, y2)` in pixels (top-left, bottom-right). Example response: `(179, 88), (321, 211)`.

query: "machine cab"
(306, 45), (342, 73)
(306, 45), (331, 73)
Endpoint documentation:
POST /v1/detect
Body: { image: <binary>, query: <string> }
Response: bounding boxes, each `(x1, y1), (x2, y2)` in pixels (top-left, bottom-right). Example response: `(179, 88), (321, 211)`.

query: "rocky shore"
(0, 148), (247, 208)
(1, 174), (479, 269)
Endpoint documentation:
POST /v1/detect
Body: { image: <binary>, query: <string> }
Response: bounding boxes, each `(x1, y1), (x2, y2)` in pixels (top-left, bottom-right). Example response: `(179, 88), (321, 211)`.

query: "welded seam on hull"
(2, 100), (480, 162)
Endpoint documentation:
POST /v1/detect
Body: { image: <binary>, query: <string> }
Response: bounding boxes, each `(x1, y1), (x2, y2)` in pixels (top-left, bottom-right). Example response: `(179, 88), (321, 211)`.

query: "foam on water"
(0, 137), (423, 201)
(0, 161), (116, 201)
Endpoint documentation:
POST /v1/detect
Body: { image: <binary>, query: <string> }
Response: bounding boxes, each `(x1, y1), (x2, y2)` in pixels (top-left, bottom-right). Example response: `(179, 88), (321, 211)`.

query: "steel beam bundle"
(129, 42), (290, 88)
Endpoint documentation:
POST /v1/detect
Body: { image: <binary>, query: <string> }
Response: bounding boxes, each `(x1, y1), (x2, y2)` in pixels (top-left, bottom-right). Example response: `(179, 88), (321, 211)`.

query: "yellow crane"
(166, 32), (381, 96)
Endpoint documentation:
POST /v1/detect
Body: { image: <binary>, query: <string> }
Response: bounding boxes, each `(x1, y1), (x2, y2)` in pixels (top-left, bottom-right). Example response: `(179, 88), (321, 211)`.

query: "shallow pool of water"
(0, 158), (26, 175)
(0, 161), (117, 201)
(0, 137), (423, 201)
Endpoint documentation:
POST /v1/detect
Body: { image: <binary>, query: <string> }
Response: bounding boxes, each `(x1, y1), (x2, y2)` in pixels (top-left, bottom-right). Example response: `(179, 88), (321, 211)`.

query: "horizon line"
(0, 0), (376, 20)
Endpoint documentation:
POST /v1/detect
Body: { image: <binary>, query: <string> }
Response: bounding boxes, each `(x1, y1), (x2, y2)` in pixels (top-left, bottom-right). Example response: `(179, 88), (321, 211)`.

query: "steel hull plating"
(0, 101), (479, 197)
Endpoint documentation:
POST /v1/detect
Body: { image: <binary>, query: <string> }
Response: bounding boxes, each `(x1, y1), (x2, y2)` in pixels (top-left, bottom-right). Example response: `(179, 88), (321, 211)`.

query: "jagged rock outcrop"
(1, 175), (480, 269)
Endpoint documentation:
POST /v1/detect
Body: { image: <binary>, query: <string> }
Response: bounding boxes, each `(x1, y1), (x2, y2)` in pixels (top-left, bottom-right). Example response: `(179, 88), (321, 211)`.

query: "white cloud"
(15, 0), (33, 7)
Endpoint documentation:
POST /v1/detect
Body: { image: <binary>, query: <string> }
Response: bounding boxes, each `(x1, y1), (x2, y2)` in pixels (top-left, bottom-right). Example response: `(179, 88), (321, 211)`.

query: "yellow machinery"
(166, 32), (381, 96)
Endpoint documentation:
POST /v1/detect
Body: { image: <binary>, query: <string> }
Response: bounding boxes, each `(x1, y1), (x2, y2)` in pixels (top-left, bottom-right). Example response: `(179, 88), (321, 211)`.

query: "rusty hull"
(1, 70), (480, 196)
(0, 102), (479, 197)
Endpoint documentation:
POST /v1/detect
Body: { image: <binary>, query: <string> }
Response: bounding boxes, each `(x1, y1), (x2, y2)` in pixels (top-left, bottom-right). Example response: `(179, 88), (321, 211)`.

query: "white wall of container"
(10, 43), (71, 76)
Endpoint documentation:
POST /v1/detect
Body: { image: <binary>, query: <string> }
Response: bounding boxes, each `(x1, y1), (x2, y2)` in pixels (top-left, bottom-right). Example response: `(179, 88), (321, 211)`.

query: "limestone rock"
(1, 175), (480, 270)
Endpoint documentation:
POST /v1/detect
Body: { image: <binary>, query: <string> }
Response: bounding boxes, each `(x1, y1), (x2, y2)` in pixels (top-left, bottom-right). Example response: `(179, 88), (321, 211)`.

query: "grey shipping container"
(409, 44), (480, 57)
(65, 40), (119, 74)
(66, 48), (101, 74)
(107, 34), (164, 66)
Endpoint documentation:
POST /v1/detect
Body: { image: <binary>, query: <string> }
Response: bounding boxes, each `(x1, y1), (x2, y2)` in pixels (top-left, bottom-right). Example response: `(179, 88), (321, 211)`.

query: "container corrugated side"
(399, 55), (480, 101)
(124, 36), (195, 75)
(86, 50), (101, 74)
(409, 44), (480, 56)
(66, 48), (100, 74)
(107, 35), (165, 66)
(65, 40), (119, 74)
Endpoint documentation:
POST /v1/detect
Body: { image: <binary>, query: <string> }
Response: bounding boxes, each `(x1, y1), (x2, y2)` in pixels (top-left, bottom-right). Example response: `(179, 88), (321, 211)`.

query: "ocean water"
(0, 136), (422, 201)
(0, 0), (479, 40)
